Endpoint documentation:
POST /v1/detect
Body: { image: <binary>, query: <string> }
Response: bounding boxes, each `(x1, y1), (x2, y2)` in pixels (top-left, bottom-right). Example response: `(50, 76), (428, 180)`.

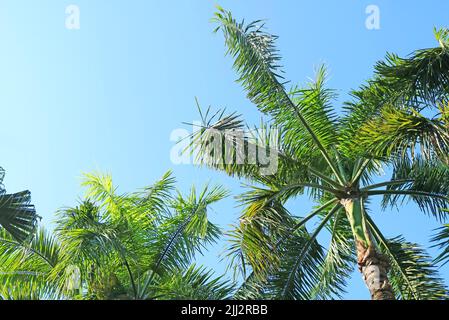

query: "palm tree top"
(0, 170), (233, 300)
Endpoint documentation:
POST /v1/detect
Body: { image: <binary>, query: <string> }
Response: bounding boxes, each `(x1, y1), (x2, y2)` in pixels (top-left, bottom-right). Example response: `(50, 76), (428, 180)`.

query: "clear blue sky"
(1, 0), (448, 299)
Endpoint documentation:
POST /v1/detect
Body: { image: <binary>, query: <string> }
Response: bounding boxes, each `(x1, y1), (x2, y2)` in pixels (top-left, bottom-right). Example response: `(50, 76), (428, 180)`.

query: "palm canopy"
(0, 166), (38, 242)
(343, 28), (449, 164)
(0, 171), (233, 300)
(184, 7), (449, 299)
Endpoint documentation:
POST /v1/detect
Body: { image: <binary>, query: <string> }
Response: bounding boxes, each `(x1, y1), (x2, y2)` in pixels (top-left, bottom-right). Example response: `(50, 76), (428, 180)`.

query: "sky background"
(1, 0), (449, 299)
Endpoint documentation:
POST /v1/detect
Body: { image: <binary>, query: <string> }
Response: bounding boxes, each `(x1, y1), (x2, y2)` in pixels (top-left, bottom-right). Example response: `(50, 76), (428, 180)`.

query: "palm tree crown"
(0, 171), (232, 300)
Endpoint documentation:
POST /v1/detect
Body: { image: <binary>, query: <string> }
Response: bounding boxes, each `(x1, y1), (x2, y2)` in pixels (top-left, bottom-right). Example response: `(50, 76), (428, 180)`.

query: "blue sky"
(1, 0), (448, 299)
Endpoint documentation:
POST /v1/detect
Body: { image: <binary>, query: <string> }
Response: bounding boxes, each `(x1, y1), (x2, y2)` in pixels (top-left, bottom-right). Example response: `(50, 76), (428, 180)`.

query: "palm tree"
(0, 166), (38, 242)
(0, 170), (233, 300)
(185, 7), (449, 300)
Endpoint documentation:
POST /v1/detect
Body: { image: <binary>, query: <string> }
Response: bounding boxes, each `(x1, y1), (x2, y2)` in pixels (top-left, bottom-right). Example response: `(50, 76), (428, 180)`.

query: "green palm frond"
(81, 172), (124, 218)
(149, 264), (234, 300)
(0, 167), (38, 242)
(281, 67), (340, 162)
(0, 190), (38, 242)
(431, 223), (449, 266)
(352, 104), (449, 161)
(311, 208), (356, 299)
(367, 216), (448, 299)
(134, 170), (176, 214)
(374, 31), (449, 105)
(0, 228), (59, 271)
(186, 104), (321, 187)
(385, 237), (447, 300)
(230, 227), (328, 300)
(233, 272), (265, 299)
(225, 186), (339, 282)
(341, 27), (449, 158)
(54, 201), (125, 264)
(226, 196), (294, 280)
(343, 28), (449, 162)
(149, 186), (225, 276)
(380, 157), (449, 220)
(0, 272), (59, 300)
(339, 81), (394, 157)
(264, 223), (328, 300)
(228, 197), (340, 300)
(435, 27), (449, 49)
(51, 200), (135, 297)
(0, 228), (61, 299)
(212, 7), (344, 184)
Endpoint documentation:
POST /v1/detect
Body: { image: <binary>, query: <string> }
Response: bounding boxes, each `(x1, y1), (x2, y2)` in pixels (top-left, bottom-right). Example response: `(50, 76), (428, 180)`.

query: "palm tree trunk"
(340, 198), (395, 300)
(356, 241), (395, 300)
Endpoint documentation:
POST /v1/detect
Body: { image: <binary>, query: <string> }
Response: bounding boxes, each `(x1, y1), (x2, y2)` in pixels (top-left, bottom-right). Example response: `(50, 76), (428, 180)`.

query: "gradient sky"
(1, 0), (449, 299)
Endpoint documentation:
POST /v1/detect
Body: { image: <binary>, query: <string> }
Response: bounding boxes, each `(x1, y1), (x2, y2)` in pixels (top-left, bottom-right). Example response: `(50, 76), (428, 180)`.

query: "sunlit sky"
(1, 0), (449, 299)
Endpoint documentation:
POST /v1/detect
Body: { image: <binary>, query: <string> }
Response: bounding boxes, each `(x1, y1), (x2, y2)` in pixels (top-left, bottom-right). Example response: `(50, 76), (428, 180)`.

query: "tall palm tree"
(185, 7), (449, 300)
(0, 166), (38, 242)
(0, 171), (233, 300)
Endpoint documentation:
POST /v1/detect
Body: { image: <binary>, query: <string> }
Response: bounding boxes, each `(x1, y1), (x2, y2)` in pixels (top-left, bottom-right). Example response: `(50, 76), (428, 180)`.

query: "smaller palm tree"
(0, 166), (38, 242)
(0, 171), (232, 300)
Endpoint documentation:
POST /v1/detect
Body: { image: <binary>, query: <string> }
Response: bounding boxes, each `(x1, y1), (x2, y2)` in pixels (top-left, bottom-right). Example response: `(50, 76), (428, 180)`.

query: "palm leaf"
(0, 228), (61, 299)
(148, 264), (234, 300)
(431, 223), (449, 266)
(310, 208), (356, 299)
(380, 157), (449, 220)
(367, 215), (448, 299)
(0, 189), (38, 242)
(212, 7), (344, 183)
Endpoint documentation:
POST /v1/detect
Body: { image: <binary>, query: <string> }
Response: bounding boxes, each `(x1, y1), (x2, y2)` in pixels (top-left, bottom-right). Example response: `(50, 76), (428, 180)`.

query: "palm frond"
(353, 105), (449, 161)
(226, 195), (294, 280)
(367, 216), (448, 299)
(228, 199), (340, 300)
(0, 228), (61, 299)
(341, 28), (449, 161)
(148, 185), (225, 276)
(213, 7), (344, 183)
(264, 223), (328, 300)
(0, 190), (38, 242)
(148, 264), (234, 300)
(431, 223), (449, 266)
(134, 170), (176, 214)
(310, 208), (356, 299)
(51, 201), (131, 296)
(281, 67), (340, 163)
(374, 28), (449, 105)
(380, 157), (449, 220)
(186, 105), (323, 187)
(81, 172), (124, 218)
(233, 272), (266, 299)
(0, 272), (60, 300)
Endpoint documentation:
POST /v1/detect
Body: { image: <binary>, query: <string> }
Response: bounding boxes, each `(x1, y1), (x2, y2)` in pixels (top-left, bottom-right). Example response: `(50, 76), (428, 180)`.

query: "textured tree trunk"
(356, 241), (395, 300)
